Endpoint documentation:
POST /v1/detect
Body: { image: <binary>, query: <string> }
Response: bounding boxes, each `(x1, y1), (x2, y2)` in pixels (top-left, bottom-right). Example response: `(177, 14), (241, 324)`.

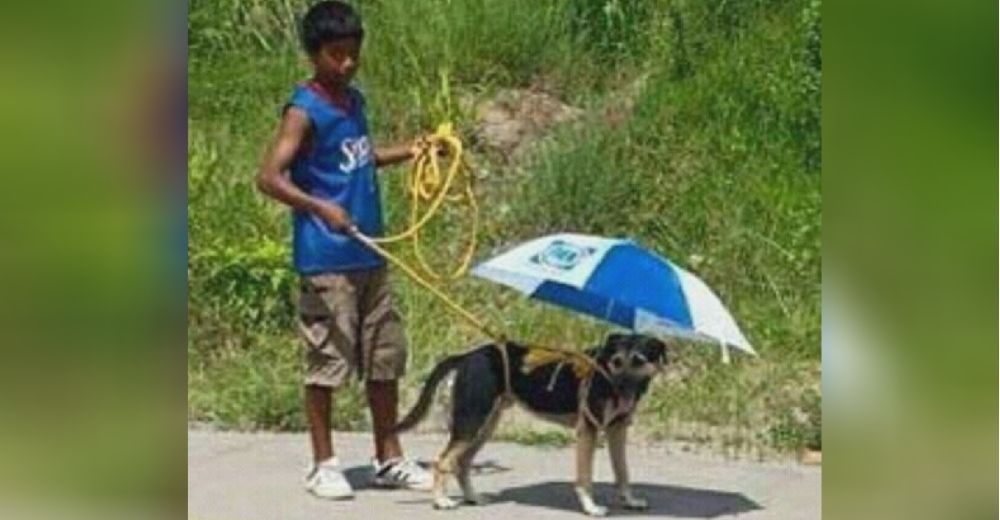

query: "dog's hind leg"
(456, 397), (507, 505)
(433, 438), (471, 510)
(435, 346), (504, 510)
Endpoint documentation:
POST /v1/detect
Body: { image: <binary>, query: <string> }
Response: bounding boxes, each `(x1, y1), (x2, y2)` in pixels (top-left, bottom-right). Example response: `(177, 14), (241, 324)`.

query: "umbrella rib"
(602, 298), (615, 321)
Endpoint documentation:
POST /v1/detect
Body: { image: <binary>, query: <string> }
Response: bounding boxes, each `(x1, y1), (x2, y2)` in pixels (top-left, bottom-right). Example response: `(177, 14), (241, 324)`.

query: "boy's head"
(300, 1), (364, 87)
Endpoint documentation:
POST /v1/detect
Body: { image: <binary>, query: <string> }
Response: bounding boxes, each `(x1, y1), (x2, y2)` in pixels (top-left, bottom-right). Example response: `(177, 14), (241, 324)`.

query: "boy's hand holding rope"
(370, 122), (478, 281)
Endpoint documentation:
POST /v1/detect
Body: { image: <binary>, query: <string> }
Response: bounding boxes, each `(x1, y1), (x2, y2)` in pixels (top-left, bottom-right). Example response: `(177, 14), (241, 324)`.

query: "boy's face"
(311, 37), (361, 88)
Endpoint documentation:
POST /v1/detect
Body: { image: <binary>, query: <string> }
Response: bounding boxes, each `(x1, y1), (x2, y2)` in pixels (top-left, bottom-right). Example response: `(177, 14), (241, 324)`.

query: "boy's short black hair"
(300, 1), (364, 55)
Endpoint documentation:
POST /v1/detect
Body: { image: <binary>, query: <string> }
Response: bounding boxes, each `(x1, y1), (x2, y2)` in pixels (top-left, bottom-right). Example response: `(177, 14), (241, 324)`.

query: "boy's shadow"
(491, 481), (761, 518)
(343, 459), (511, 489)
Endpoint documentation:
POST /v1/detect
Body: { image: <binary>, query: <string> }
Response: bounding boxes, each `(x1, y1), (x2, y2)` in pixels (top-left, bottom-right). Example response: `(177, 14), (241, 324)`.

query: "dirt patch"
(470, 88), (584, 161)
(466, 75), (649, 163)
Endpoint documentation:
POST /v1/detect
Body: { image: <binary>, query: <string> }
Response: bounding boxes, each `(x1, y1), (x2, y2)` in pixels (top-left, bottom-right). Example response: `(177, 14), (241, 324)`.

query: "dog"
(394, 333), (668, 516)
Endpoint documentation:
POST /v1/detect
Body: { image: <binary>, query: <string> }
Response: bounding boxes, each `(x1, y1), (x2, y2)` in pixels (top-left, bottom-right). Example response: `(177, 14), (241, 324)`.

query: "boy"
(256, 1), (431, 499)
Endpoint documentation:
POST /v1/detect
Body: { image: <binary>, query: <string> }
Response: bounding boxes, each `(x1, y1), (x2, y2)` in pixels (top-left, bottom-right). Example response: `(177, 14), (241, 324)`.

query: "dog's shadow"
(493, 481), (761, 518)
(347, 462), (760, 517)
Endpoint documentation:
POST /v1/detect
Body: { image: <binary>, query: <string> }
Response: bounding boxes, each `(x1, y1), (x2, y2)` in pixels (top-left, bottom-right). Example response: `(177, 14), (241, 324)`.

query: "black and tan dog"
(394, 333), (668, 516)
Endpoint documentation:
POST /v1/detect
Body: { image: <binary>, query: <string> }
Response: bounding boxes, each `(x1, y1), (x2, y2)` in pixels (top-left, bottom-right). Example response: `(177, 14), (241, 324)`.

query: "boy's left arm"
(374, 142), (416, 169)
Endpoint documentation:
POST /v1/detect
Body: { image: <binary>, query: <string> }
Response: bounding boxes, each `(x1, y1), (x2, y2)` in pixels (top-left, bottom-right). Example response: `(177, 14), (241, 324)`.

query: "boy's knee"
(365, 378), (399, 394)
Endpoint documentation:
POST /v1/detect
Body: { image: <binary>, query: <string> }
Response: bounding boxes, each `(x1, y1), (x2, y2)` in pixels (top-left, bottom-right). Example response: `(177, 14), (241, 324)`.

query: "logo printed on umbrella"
(530, 240), (596, 272)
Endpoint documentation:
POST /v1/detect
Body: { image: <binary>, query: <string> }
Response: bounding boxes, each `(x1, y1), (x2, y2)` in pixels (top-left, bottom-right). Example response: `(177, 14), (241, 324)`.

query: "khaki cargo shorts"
(298, 267), (407, 388)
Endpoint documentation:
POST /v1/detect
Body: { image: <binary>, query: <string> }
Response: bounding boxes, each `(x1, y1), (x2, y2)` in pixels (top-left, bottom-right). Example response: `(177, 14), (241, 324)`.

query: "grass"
(493, 428), (576, 448)
(188, 0), (821, 456)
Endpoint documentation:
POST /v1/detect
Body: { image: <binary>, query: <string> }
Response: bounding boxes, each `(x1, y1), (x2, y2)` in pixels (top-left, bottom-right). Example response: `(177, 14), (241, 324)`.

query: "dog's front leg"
(574, 418), (607, 516)
(607, 421), (647, 510)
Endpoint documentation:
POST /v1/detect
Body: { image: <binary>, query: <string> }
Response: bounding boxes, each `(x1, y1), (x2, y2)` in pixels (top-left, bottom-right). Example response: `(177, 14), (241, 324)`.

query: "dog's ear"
(592, 333), (628, 363)
(639, 336), (669, 367)
(605, 333), (631, 349)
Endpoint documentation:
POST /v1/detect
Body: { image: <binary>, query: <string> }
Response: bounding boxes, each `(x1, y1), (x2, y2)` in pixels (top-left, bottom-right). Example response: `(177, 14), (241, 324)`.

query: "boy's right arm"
(255, 107), (354, 231)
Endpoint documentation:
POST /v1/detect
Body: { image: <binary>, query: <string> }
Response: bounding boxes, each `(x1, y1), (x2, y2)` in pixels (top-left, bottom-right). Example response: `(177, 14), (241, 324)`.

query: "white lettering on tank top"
(339, 136), (373, 173)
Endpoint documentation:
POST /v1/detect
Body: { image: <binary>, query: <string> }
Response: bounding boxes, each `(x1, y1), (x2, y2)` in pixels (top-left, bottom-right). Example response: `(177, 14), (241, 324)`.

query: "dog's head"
(592, 333), (669, 405)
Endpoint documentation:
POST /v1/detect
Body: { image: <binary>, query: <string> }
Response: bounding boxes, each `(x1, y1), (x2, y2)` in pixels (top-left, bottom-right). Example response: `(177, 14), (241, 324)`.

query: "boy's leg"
(299, 273), (360, 463)
(361, 267), (432, 490)
(360, 268), (410, 464)
(304, 384), (353, 500)
(306, 384), (335, 463)
(367, 380), (403, 462)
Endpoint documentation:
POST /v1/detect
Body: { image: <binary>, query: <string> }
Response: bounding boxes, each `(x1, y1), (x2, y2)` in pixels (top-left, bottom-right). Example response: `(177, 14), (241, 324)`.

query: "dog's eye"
(629, 353), (647, 368)
(609, 356), (624, 370)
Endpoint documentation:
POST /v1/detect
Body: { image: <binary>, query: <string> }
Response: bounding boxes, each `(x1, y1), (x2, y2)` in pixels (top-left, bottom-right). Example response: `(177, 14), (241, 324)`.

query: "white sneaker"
(305, 457), (354, 499)
(371, 457), (433, 491)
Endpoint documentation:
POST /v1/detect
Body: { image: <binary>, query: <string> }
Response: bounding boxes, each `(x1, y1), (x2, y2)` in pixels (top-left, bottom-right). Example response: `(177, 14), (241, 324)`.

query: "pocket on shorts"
(298, 279), (334, 349)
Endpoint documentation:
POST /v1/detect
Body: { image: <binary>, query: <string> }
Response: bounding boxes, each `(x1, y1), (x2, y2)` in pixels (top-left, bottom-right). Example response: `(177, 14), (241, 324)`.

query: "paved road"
(189, 430), (820, 519)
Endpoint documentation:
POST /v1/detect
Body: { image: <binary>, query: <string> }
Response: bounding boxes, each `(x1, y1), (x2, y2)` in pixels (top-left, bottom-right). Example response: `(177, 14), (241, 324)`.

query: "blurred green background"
(0, 0), (994, 517)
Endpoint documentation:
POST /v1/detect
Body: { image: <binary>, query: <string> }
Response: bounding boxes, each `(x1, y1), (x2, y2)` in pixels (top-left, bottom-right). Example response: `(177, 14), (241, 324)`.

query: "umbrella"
(471, 233), (754, 359)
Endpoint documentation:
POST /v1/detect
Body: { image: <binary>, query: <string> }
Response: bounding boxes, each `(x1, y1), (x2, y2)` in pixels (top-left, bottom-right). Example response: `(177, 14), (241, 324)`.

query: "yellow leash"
(350, 123), (611, 385)
(350, 230), (502, 341)
(352, 228), (611, 390)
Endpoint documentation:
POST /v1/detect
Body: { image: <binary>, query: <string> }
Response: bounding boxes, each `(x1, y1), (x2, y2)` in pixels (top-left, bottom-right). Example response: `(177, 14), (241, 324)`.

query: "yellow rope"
(522, 348), (594, 380)
(351, 230), (503, 341)
(370, 122), (478, 281)
(350, 123), (610, 382)
(352, 229), (609, 382)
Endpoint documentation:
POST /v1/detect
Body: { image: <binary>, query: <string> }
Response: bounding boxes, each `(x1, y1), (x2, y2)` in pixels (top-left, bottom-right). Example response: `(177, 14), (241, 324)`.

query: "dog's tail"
(393, 351), (470, 433)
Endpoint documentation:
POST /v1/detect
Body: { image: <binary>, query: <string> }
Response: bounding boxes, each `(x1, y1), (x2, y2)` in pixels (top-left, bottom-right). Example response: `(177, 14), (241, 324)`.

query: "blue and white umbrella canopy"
(471, 233), (754, 356)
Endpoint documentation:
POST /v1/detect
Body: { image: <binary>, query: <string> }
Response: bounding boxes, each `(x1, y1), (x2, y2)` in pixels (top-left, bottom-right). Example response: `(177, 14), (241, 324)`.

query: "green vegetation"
(188, 0), (821, 454)
(493, 428), (575, 448)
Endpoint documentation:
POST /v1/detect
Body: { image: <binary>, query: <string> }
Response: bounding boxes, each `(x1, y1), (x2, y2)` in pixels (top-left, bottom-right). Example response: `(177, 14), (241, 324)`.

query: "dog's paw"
(575, 486), (609, 516)
(433, 497), (460, 510)
(582, 503), (609, 516)
(462, 493), (490, 506)
(619, 493), (648, 510)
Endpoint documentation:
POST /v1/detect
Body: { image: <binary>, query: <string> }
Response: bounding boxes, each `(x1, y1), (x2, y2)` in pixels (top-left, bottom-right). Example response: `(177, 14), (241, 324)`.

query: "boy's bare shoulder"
(278, 106), (312, 136)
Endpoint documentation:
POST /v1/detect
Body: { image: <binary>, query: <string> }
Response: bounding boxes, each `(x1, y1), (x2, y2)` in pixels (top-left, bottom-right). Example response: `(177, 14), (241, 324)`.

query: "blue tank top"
(285, 82), (385, 274)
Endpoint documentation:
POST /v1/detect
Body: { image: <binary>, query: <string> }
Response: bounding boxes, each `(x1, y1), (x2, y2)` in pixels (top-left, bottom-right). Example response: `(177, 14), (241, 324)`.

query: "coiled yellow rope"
(370, 122), (477, 281)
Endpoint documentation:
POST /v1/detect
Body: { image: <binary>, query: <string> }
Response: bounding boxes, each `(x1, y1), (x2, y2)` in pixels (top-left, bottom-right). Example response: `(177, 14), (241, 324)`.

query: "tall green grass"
(188, 0), (821, 454)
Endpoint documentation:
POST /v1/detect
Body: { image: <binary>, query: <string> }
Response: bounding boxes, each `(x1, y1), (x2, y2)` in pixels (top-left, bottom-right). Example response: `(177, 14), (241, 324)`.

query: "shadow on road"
(387, 478), (761, 518)
(344, 457), (760, 518)
(343, 459), (512, 489)
(493, 481), (761, 518)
